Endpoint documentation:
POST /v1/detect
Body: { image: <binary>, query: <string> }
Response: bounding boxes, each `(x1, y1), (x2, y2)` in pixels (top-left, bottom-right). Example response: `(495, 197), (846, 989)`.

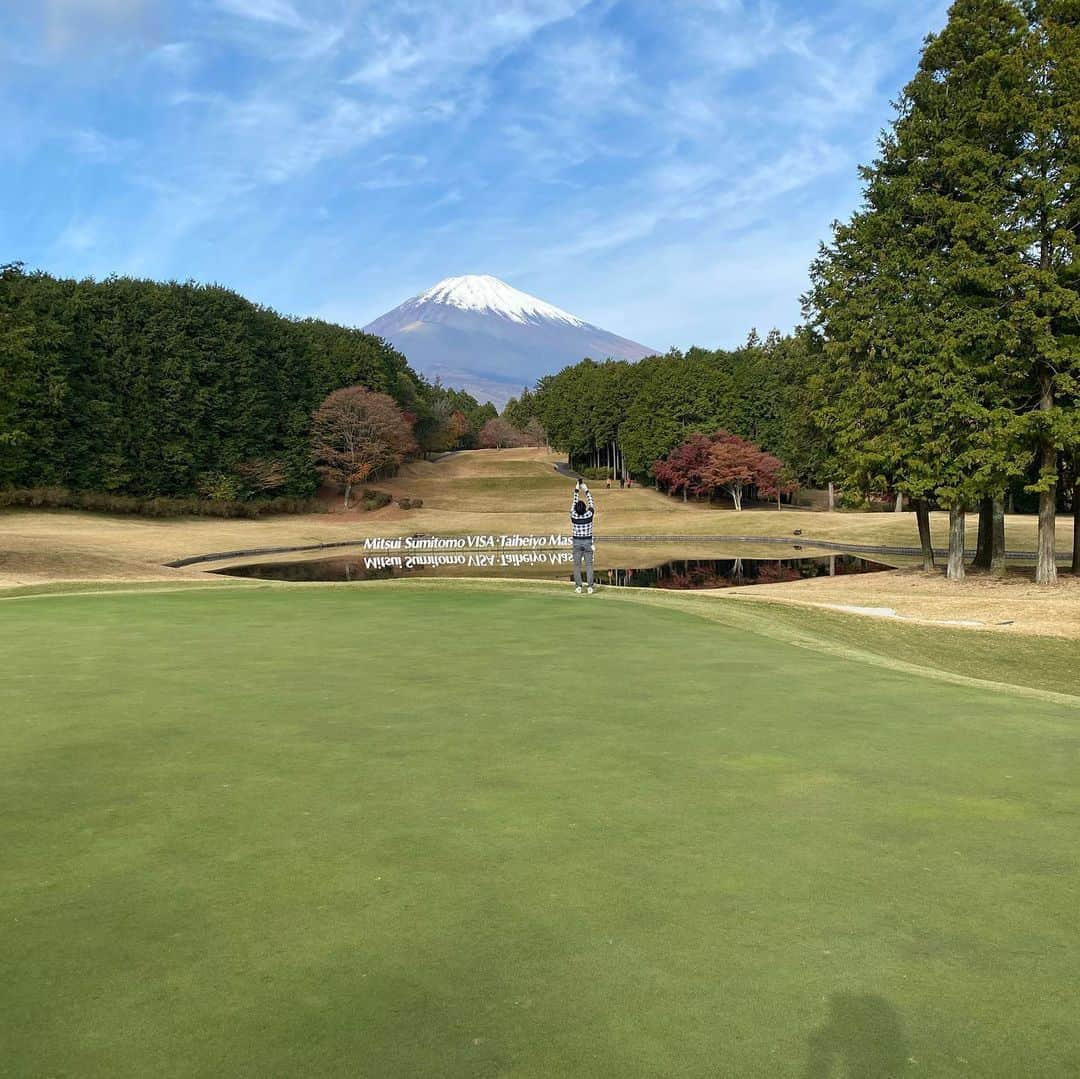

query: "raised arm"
(570, 481), (594, 516)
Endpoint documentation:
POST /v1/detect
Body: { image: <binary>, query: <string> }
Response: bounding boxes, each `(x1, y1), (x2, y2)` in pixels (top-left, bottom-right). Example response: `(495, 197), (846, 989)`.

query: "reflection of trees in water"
(755, 562), (804, 584)
(649, 558), (809, 590)
(218, 554), (886, 587)
(805, 994), (908, 1079)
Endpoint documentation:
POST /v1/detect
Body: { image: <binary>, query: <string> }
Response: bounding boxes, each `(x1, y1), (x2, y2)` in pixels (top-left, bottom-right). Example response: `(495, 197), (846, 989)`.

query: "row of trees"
(503, 330), (828, 486)
(806, 0), (1079, 583)
(479, 416), (546, 449)
(415, 385), (498, 457)
(0, 265), (495, 500)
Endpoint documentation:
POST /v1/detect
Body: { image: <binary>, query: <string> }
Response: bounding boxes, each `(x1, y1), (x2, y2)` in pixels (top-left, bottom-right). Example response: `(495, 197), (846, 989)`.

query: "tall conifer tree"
(1012, 0), (1079, 582)
(808, 0), (1034, 580)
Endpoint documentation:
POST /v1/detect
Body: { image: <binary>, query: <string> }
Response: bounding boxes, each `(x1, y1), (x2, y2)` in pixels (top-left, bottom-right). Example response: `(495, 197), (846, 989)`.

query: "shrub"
(398, 497), (413, 509)
(142, 497), (181, 517)
(578, 467), (612, 481)
(360, 489), (392, 511)
(410, 498), (423, 509)
(196, 472), (243, 502)
(266, 495), (327, 515)
(25, 486), (73, 508)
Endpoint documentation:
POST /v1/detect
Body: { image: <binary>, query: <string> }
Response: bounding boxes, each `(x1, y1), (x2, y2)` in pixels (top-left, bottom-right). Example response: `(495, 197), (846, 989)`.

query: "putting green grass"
(3, 586), (1078, 1078)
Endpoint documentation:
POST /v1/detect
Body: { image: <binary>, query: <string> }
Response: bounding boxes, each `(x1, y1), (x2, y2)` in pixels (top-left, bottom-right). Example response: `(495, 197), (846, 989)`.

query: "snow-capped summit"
(414, 275), (586, 328)
(364, 275), (657, 406)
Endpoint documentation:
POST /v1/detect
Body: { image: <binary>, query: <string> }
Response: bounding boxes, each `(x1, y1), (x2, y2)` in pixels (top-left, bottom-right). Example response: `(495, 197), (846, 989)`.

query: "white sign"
(362, 534), (572, 552)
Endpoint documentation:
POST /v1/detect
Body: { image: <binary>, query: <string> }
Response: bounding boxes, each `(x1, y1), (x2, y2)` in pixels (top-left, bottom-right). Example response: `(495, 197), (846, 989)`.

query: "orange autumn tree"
(701, 434), (760, 511)
(311, 386), (415, 507)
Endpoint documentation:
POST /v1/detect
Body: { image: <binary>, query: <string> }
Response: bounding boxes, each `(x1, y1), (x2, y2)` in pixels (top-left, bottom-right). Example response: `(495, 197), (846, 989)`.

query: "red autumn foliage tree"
(752, 451), (798, 508)
(311, 386), (416, 507)
(703, 433), (771, 511)
(655, 430), (796, 510)
(652, 433), (714, 501)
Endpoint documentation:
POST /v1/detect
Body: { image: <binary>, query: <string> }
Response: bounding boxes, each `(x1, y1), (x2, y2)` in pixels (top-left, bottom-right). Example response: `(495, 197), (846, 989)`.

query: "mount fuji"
(363, 275), (658, 406)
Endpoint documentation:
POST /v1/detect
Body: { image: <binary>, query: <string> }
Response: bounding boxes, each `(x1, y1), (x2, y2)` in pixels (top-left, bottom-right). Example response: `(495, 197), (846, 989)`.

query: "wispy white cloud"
(55, 216), (104, 253)
(64, 126), (136, 161)
(145, 40), (198, 76)
(342, 0), (591, 95)
(213, 0), (306, 29)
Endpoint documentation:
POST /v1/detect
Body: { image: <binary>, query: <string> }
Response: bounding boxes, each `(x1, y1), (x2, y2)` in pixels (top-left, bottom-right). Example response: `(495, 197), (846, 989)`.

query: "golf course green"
(3, 584), (1078, 1077)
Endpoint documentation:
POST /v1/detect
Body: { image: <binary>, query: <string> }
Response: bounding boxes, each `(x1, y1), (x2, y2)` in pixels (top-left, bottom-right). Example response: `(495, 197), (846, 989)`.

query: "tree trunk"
(990, 498), (1006, 578)
(732, 486), (742, 511)
(894, 491), (904, 513)
(829, 555), (836, 577)
(947, 504), (966, 581)
(915, 499), (934, 571)
(343, 482), (352, 509)
(1073, 482), (1080, 575)
(973, 497), (994, 569)
(682, 487), (687, 503)
(1035, 222), (1058, 584)
(1035, 441), (1058, 586)
(827, 481), (835, 512)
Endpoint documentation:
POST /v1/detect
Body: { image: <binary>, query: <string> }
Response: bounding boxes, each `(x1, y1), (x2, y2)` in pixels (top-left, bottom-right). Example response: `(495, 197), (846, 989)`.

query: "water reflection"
(598, 555), (882, 589)
(214, 552), (886, 589)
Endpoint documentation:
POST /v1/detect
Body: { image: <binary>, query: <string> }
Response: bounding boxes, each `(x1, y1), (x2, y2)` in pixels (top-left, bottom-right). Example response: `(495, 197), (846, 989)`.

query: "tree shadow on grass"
(805, 993), (909, 1078)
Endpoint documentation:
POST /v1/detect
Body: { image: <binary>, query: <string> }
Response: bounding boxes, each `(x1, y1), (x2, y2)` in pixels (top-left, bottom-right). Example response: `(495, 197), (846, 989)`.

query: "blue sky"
(2, 0), (949, 352)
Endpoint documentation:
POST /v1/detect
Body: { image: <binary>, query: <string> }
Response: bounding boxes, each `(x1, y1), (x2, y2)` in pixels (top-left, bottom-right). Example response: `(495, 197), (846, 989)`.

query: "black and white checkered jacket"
(569, 488), (595, 539)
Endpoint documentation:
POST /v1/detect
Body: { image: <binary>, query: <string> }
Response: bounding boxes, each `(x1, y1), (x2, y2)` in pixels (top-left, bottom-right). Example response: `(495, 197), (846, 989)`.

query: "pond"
(212, 551), (888, 590)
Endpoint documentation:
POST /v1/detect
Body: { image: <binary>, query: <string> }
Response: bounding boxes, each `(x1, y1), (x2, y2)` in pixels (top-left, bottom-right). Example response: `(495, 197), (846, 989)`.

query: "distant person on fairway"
(570, 480), (595, 594)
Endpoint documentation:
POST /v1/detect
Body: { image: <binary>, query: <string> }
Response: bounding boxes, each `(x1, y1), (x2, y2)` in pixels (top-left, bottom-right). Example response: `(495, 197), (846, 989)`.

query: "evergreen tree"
(807, 0), (1033, 579)
(1011, 0), (1080, 582)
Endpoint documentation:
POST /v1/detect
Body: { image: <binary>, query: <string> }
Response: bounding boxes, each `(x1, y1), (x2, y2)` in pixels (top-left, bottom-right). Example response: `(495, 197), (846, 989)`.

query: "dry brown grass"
(2, 448), (1075, 637)
(721, 568), (1080, 639)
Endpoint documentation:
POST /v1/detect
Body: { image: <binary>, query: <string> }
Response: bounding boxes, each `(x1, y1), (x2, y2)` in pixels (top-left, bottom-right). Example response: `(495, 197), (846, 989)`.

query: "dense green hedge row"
(0, 265), (426, 499)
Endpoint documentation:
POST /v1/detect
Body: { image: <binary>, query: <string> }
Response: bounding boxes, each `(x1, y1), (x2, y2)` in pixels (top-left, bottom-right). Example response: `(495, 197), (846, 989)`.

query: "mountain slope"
(364, 275), (658, 405)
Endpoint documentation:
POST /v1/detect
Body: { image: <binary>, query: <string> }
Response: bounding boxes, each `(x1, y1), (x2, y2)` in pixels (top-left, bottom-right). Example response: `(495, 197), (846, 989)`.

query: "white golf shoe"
(587, 587), (594, 595)
(575, 586), (582, 594)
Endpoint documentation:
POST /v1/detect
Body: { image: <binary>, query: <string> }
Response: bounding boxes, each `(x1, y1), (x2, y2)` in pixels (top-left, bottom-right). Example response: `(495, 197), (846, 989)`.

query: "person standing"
(570, 480), (596, 594)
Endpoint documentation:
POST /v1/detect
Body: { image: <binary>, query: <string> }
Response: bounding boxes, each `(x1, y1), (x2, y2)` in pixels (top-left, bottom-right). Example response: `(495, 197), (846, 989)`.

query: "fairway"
(3, 585), (1078, 1078)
